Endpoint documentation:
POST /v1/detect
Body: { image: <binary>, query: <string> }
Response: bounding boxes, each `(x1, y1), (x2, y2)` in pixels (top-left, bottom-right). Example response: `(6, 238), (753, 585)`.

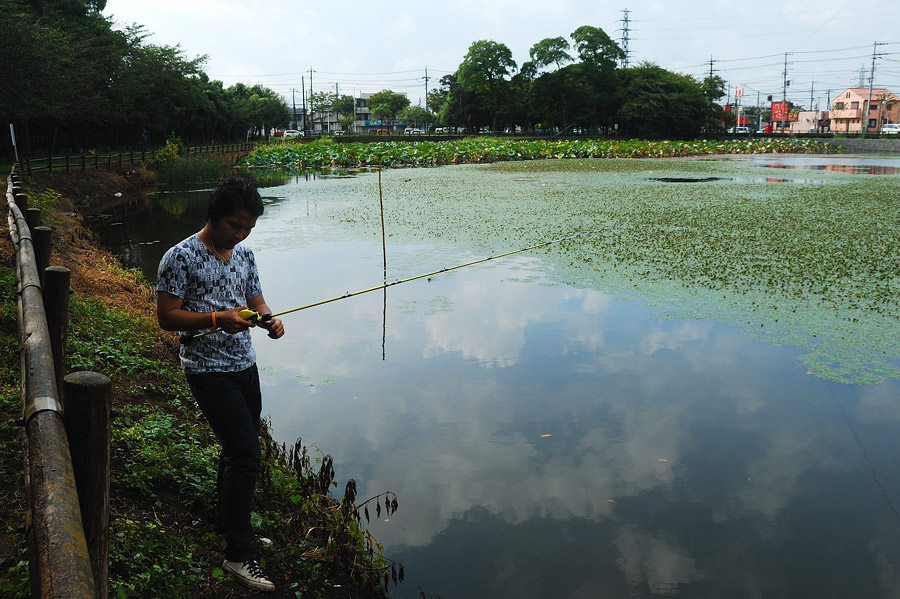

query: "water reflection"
(736, 154), (900, 175)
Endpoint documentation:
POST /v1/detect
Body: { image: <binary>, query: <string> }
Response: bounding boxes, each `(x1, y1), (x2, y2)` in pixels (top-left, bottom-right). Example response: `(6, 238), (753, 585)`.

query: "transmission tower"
(618, 8), (631, 68)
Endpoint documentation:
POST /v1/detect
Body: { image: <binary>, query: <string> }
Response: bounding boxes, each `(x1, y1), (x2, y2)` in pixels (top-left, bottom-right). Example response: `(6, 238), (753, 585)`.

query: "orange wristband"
(211, 311), (217, 328)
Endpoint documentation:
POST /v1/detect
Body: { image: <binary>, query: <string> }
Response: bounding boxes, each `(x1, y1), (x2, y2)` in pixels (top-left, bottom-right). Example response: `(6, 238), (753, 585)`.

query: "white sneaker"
(222, 559), (275, 592)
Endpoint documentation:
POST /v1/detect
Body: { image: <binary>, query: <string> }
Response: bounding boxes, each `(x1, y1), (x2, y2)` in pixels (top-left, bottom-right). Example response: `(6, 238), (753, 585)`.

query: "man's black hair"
(207, 177), (264, 222)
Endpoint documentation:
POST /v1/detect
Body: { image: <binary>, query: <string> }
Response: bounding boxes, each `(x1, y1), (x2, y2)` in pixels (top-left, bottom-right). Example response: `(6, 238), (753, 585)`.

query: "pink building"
(830, 88), (899, 133)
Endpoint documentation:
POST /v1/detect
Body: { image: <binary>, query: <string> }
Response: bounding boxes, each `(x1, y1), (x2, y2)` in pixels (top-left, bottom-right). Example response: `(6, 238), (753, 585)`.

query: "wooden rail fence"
(6, 162), (111, 599)
(23, 142), (256, 175)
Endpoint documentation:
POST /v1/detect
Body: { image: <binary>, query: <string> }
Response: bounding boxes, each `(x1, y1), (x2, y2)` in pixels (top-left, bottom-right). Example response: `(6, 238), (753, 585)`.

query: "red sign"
(770, 102), (797, 122)
(771, 102), (788, 121)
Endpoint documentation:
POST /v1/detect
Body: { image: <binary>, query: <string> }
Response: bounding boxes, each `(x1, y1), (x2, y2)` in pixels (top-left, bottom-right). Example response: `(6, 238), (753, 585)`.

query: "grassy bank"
(0, 168), (400, 598)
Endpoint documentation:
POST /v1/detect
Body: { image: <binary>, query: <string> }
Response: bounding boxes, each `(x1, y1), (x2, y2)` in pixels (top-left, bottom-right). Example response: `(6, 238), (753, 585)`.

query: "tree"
(571, 25), (624, 70)
(529, 37), (572, 72)
(365, 89), (410, 122)
(458, 39), (517, 132)
(334, 94), (355, 116)
(436, 73), (487, 131)
(397, 105), (431, 129)
(528, 63), (593, 132)
(309, 91), (337, 112)
(699, 74), (729, 132)
(616, 62), (707, 139)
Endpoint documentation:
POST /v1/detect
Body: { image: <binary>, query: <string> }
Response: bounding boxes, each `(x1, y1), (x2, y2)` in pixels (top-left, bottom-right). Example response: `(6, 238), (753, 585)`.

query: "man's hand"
(260, 317), (285, 339)
(218, 306), (254, 334)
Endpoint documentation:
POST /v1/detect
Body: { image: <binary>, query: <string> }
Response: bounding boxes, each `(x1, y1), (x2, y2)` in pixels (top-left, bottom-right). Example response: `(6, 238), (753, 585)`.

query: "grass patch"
(155, 155), (232, 187)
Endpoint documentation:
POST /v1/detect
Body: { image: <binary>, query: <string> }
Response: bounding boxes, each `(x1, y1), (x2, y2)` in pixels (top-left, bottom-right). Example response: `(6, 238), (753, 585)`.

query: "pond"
(88, 155), (900, 598)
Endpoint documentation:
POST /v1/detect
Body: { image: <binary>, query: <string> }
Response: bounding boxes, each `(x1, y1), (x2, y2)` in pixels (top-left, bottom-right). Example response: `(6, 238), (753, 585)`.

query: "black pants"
(186, 364), (262, 562)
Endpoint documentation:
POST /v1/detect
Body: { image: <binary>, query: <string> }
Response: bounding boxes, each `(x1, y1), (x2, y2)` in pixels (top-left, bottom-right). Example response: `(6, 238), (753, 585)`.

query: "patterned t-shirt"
(156, 234), (263, 374)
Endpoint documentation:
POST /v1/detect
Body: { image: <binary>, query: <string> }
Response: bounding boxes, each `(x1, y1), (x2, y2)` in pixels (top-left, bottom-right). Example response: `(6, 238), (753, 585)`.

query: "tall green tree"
(699, 74), (729, 132)
(365, 89), (410, 121)
(457, 39), (517, 131)
(616, 62), (707, 139)
(529, 37), (572, 72)
(528, 63), (594, 131)
(437, 73), (489, 131)
(571, 25), (624, 70)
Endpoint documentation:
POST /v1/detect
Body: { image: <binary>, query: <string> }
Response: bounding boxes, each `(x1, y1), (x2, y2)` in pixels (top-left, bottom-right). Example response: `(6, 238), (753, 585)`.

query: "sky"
(102, 0), (900, 111)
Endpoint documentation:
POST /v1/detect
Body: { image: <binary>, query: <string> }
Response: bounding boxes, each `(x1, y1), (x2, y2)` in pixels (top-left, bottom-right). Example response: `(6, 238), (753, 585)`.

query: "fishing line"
(828, 382), (900, 526)
(180, 227), (611, 344)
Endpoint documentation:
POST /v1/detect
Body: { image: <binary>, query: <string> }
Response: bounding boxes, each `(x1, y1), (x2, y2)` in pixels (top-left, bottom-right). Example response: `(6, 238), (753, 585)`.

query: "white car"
(880, 124), (900, 134)
(728, 126), (750, 134)
(283, 129), (301, 137)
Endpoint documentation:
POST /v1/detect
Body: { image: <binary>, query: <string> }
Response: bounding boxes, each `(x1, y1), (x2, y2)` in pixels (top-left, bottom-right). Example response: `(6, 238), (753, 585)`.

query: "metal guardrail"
(6, 163), (99, 599)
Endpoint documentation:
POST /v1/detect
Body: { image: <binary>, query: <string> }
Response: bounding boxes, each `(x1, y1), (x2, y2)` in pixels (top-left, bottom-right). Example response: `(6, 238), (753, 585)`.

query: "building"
(829, 88), (899, 133)
(790, 111), (829, 134)
(353, 92), (408, 134)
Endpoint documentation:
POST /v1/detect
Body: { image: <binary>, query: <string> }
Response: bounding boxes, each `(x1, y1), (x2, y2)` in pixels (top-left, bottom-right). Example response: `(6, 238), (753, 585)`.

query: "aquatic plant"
(240, 138), (837, 170)
(292, 158), (899, 385)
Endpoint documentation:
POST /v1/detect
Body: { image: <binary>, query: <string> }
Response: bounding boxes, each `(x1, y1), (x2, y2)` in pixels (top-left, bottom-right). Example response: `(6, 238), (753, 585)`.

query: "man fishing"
(156, 176), (284, 592)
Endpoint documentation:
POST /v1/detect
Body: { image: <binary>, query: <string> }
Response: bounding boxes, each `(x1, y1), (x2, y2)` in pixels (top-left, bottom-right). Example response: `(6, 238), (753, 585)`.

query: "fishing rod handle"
(180, 309), (272, 344)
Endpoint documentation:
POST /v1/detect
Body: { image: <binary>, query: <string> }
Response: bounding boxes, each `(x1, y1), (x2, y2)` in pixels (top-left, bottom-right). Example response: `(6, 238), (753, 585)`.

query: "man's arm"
(157, 291), (254, 335)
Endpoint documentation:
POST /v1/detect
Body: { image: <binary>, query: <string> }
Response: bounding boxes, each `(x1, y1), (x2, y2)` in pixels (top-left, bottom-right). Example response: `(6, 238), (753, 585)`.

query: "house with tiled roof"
(829, 88), (899, 133)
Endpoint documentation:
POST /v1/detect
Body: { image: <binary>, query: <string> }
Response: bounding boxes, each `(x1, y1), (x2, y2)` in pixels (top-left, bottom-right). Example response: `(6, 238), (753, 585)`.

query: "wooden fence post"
(14, 190), (28, 214)
(26, 207), (42, 231)
(63, 371), (111, 599)
(33, 227), (52, 285)
(43, 266), (71, 395)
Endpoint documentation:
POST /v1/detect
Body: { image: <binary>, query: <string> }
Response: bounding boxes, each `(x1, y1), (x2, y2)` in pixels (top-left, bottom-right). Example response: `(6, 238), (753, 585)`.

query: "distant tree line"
(428, 27), (732, 138)
(2, 1), (735, 161)
(1, 0), (290, 159)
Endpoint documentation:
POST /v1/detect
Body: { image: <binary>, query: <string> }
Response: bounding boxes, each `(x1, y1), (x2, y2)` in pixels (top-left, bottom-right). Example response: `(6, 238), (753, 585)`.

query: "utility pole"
(810, 81), (815, 133)
(781, 52), (793, 134)
(309, 66), (316, 132)
(422, 66), (431, 128)
(756, 91), (761, 131)
(863, 42), (887, 134)
(301, 76), (307, 134)
(618, 8), (631, 68)
(291, 88), (297, 129)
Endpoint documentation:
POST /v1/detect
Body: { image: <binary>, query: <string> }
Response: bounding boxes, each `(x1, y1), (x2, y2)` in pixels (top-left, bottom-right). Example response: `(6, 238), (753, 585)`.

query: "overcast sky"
(102, 0), (900, 110)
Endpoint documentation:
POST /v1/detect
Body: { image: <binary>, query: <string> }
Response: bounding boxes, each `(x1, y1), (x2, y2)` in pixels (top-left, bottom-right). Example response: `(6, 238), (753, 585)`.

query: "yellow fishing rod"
(180, 228), (607, 344)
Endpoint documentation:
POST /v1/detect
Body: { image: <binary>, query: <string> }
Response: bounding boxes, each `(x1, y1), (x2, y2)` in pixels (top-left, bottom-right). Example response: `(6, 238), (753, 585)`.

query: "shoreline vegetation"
(241, 137), (839, 170)
(1, 164), (399, 598)
(0, 137), (866, 597)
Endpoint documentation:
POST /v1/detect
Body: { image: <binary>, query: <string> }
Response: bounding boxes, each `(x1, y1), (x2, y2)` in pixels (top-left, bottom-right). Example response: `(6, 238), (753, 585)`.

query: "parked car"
(282, 129), (301, 138)
(333, 130), (345, 135)
(410, 128), (424, 134)
(880, 123), (900, 134)
(728, 126), (750, 134)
